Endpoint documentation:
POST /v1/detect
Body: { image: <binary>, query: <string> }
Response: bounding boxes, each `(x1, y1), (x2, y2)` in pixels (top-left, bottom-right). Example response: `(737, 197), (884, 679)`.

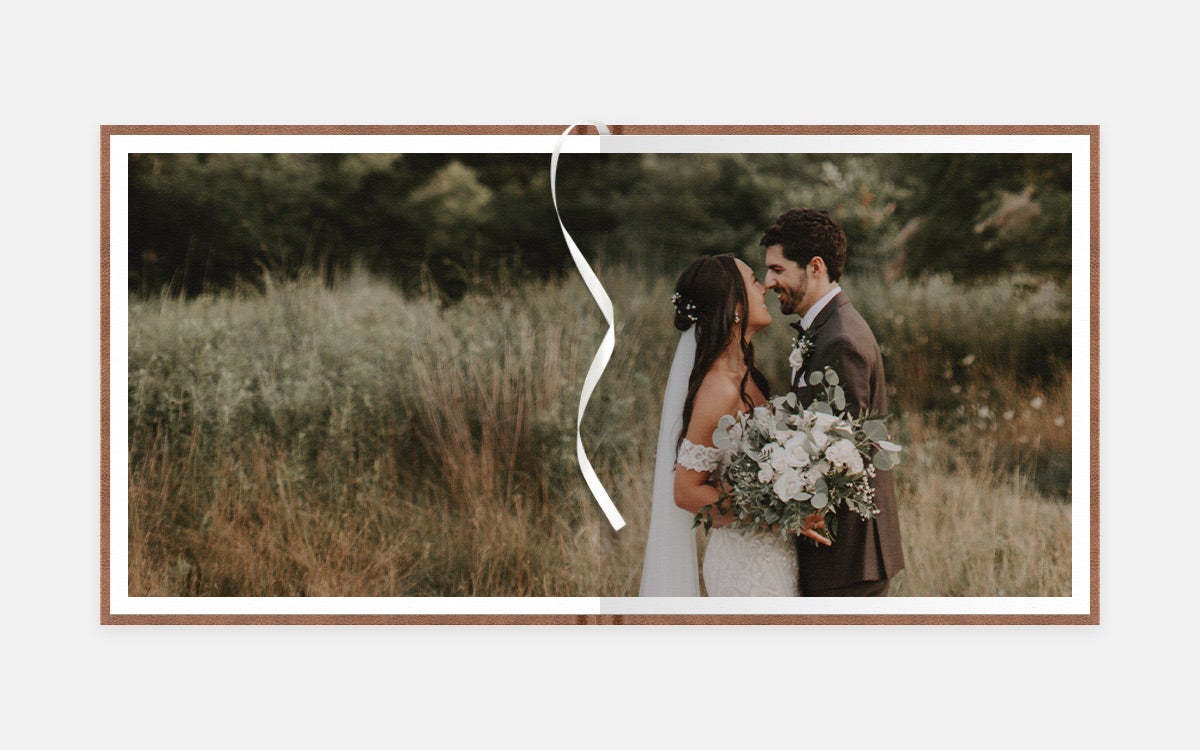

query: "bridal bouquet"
(694, 366), (902, 545)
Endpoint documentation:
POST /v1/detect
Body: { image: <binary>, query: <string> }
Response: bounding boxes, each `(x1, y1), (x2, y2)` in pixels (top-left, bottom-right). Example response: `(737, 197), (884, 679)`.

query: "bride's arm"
(673, 379), (740, 528)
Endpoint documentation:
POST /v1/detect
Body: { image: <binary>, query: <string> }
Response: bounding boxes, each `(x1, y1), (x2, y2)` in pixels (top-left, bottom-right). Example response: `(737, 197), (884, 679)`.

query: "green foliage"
(874, 450), (898, 471)
(863, 420), (889, 441)
(888, 153), (1072, 280)
(129, 152), (1073, 301)
(129, 153), (564, 300)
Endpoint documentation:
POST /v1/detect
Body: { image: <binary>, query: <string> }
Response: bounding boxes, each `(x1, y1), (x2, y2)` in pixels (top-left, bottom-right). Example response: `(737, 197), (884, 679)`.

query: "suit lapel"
(807, 289), (848, 335)
(790, 290), (848, 395)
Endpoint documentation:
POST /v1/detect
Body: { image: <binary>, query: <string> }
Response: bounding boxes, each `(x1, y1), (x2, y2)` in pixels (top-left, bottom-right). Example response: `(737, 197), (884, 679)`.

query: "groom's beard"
(775, 281), (805, 315)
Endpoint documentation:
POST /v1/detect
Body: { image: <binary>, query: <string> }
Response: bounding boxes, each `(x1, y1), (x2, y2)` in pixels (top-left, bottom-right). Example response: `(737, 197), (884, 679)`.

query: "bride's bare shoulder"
(695, 371), (742, 408)
(686, 373), (743, 441)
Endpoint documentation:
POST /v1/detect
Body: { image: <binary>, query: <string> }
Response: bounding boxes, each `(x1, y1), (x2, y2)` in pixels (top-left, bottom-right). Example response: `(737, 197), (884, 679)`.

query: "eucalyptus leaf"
(808, 371), (824, 385)
(712, 428), (730, 450)
(877, 440), (902, 452)
(833, 386), (846, 411)
(811, 492), (829, 509)
(811, 401), (832, 414)
(863, 420), (888, 441)
(825, 369), (840, 386)
(874, 451), (897, 471)
(717, 414), (736, 430)
(785, 392), (798, 408)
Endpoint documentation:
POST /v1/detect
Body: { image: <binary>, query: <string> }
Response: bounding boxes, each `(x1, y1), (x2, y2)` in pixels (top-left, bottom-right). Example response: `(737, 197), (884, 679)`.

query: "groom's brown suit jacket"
(790, 291), (905, 594)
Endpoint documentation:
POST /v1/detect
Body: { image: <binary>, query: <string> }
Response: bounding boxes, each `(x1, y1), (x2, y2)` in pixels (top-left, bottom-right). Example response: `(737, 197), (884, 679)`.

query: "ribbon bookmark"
(550, 122), (626, 531)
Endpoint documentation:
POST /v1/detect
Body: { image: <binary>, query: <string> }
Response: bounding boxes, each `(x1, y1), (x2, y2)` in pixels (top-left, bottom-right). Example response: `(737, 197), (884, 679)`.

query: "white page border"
(106, 131), (1094, 619)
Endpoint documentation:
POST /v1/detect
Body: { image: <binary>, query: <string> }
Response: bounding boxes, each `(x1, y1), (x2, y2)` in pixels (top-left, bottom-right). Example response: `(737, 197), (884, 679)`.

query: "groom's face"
(763, 244), (808, 316)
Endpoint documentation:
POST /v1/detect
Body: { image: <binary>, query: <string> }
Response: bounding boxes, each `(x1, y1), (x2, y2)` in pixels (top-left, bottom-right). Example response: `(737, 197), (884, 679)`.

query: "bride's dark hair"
(673, 254), (770, 450)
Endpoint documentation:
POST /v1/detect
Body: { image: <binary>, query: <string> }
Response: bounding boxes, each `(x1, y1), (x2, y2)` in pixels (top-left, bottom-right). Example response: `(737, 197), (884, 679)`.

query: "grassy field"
(127, 265), (1073, 597)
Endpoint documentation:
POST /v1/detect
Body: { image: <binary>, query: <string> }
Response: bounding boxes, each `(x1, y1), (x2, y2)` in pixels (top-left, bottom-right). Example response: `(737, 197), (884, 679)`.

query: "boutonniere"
(789, 329), (815, 372)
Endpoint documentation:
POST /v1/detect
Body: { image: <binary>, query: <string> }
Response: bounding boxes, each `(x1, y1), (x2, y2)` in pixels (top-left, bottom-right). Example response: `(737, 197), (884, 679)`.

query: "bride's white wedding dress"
(678, 439), (800, 597)
(704, 527), (800, 597)
(639, 329), (800, 598)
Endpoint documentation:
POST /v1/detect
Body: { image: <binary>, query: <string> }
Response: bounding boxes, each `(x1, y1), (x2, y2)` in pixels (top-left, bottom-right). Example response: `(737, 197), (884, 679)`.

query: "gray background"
(1, 2), (1184, 748)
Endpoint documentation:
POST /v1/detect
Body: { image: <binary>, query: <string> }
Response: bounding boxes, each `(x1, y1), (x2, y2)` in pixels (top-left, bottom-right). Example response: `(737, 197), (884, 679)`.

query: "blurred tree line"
(128, 151), (1071, 298)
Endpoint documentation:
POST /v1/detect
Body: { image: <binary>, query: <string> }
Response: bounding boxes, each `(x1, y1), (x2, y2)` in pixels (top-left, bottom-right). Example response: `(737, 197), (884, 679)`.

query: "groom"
(761, 209), (905, 596)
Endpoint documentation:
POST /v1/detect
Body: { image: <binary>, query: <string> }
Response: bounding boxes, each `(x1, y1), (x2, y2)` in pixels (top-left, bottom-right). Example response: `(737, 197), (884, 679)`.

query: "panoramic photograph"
(121, 146), (1075, 601)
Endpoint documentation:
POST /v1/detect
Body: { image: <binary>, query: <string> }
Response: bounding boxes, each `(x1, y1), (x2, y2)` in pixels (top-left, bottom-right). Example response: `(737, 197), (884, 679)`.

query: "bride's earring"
(734, 313), (741, 323)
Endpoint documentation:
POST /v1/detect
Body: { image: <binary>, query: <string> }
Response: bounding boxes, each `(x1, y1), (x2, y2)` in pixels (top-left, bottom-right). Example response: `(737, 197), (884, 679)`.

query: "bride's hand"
(708, 512), (736, 529)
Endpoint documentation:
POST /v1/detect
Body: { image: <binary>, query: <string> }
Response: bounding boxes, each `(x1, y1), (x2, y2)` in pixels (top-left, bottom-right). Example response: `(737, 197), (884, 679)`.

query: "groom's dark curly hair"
(759, 208), (847, 282)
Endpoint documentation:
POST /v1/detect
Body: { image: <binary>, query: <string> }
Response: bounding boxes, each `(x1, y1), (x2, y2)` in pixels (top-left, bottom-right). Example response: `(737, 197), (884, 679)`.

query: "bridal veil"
(638, 328), (700, 596)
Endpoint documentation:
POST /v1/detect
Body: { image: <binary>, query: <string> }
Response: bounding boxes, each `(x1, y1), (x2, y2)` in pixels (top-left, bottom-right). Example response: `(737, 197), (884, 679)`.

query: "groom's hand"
(799, 512), (833, 546)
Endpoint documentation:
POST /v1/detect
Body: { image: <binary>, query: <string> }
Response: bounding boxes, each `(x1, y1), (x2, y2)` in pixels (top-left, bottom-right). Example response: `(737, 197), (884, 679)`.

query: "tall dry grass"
(127, 266), (1073, 597)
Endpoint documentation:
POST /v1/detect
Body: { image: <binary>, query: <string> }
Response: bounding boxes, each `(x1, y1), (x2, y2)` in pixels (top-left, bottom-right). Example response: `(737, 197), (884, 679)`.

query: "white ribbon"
(550, 122), (625, 531)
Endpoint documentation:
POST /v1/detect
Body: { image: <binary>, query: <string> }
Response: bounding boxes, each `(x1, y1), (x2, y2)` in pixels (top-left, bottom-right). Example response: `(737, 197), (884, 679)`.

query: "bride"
(639, 254), (826, 597)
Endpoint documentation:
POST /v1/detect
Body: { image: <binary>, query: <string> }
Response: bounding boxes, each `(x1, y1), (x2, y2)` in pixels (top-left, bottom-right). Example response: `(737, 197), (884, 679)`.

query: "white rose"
(825, 438), (865, 474)
(846, 451), (865, 475)
(811, 411), (839, 434)
(801, 467), (822, 490)
(782, 434), (812, 469)
(757, 464), (776, 483)
(805, 430), (830, 455)
(769, 445), (792, 475)
(788, 347), (806, 370)
(773, 469), (806, 503)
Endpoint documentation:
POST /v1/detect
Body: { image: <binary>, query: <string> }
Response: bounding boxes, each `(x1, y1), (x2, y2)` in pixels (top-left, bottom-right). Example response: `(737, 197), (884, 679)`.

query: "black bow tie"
(790, 320), (806, 334)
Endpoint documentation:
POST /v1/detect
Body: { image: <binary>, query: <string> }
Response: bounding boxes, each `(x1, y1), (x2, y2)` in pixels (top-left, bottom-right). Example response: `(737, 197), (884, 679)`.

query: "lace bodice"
(676, 438), (722, 473)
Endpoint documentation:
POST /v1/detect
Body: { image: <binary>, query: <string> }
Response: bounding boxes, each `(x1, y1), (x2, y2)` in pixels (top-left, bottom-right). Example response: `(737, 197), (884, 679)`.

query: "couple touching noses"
(640, 208), (905, 598)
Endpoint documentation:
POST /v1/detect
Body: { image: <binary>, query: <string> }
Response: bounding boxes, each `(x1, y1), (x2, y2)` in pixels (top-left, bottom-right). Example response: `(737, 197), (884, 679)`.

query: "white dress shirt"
(799, 284), (842, 330)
